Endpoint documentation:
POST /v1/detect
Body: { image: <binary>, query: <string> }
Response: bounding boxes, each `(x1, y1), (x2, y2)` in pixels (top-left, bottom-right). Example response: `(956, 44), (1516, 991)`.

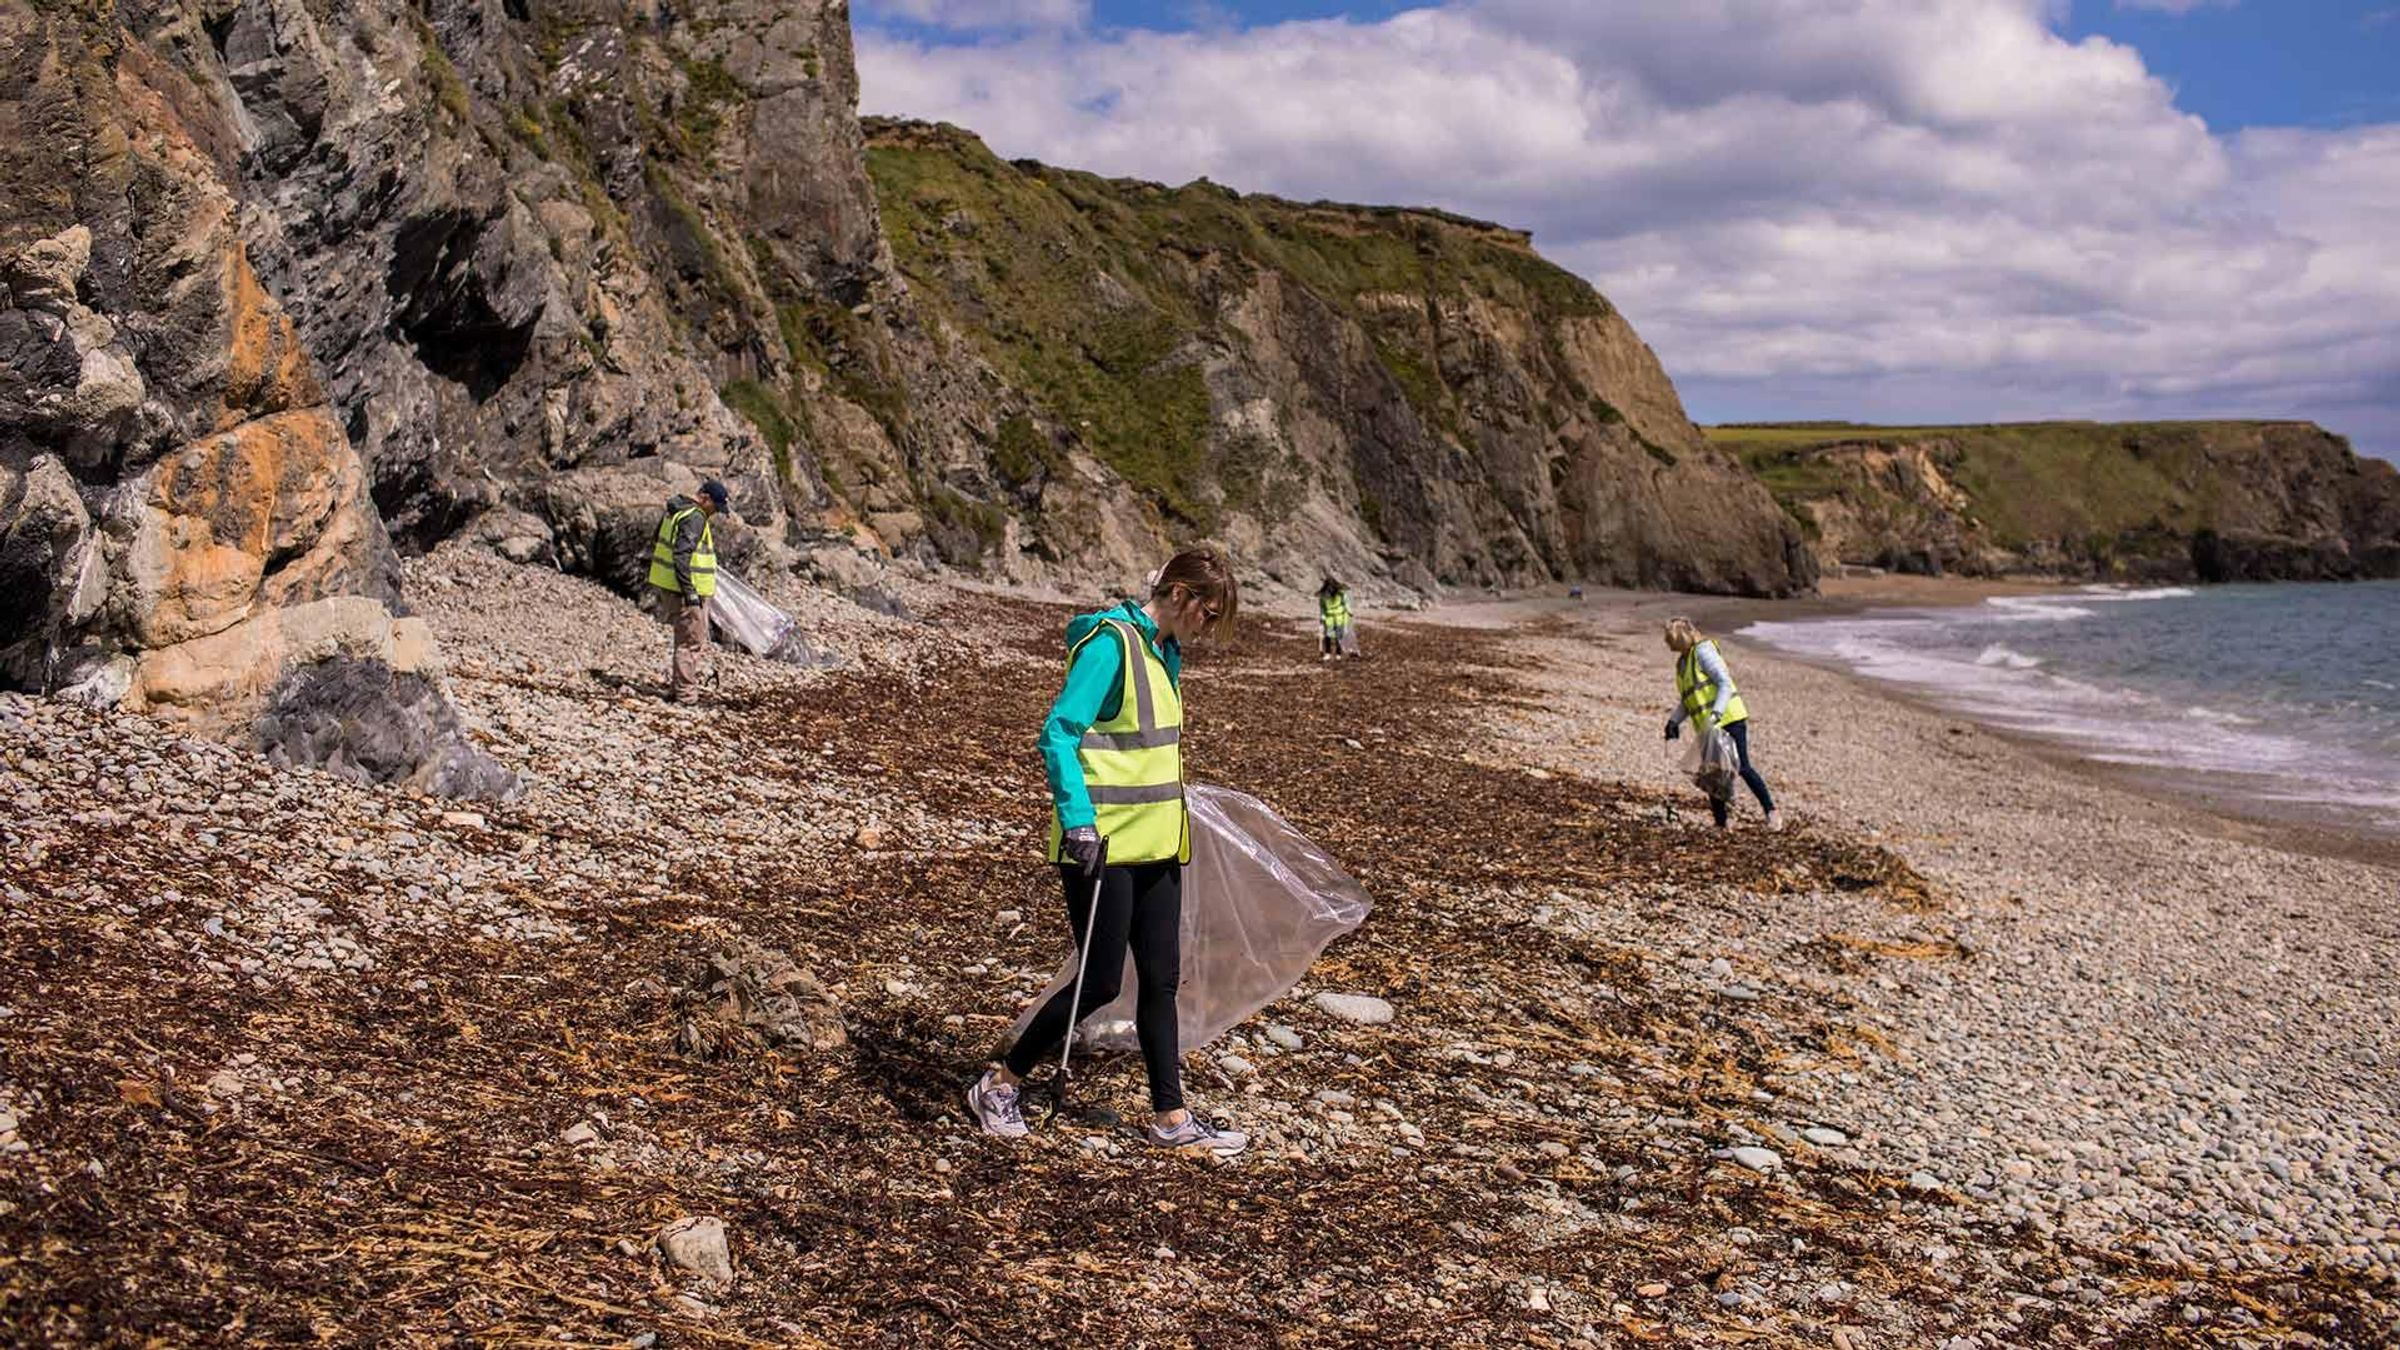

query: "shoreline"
(1409, 577), (2399, 870)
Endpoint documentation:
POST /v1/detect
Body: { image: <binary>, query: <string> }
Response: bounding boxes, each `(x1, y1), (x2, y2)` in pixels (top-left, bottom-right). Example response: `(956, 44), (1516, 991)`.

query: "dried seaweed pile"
(1, 595), (2389, 1348)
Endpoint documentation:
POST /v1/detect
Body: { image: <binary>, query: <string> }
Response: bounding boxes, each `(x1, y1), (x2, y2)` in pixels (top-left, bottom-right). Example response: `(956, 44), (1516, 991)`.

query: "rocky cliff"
(856, 120), (1814, 597)
(1, 6), (507, 794)
(1716, 421), (2400, 582)
(4, 0), (1813, 780)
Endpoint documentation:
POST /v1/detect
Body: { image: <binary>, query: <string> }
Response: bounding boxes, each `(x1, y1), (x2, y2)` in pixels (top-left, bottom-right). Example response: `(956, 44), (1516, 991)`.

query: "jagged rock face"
(1736, 423), (2400, 582)
(860, 123), (1817, 598)
(0, 8), (506, 797)
(8, 0), (1814, 616)
(189, 0), (809, 567)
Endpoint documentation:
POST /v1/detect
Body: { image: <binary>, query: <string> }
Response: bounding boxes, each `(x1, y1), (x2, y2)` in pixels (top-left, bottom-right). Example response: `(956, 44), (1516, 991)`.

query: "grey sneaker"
(1765, 809), (1786, 833)
(1146, 1113), (1248, 1157)
(967, 1070), (1029, 1139)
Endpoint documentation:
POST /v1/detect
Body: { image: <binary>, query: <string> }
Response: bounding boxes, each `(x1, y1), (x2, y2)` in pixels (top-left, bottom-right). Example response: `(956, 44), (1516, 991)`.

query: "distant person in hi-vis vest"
(646, 480), (727, 704)
(1317, 577), (1356, 661)
(1663, 616), (1784, 831)
(967, 547), (1251, 1156)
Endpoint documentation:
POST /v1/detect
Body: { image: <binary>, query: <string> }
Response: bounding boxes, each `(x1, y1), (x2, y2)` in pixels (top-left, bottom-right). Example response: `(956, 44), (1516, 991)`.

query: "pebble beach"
(1467, 586), (2400, 1280)
(3, 553), (2394, 1346)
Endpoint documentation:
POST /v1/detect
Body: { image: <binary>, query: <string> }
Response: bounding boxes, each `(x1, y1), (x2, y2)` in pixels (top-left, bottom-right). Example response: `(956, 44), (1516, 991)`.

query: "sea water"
(1741, 580), (2400, 836)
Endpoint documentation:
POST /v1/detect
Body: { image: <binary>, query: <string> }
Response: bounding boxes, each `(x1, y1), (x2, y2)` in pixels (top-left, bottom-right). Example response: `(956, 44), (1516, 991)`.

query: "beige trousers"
(665, 591), (709, 701)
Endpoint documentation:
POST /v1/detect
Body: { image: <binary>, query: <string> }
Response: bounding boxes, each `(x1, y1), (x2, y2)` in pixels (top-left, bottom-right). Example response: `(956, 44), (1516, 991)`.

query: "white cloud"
(856, 1), (2400, 460)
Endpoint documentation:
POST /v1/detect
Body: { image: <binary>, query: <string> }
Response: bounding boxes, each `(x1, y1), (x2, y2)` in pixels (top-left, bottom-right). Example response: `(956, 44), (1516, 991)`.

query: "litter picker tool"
(1052, 834), (1110, 1118)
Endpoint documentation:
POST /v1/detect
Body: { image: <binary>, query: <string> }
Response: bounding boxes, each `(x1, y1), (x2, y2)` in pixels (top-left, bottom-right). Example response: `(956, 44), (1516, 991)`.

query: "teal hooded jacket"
(1040, 600), (1182, 832)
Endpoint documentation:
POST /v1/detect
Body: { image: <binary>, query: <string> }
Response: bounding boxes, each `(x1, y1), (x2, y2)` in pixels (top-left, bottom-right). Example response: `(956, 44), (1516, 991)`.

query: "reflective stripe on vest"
(1050, 617), (1189, 866)
(1677, 638), (1750, 727)
(646, 506), (718, 598)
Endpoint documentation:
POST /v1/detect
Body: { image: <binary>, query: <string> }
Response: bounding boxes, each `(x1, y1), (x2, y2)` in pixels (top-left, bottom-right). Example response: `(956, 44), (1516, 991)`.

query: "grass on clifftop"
(863, 119), (1614, 528)
(1705, 420), (2314, 553)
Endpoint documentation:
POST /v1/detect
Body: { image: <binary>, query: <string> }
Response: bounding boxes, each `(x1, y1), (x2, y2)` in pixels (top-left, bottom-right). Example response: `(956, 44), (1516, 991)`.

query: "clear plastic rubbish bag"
(708, 571), (830, 665)
(1694, 722), (1740, 803)
(1011, 784), (1373, 1054)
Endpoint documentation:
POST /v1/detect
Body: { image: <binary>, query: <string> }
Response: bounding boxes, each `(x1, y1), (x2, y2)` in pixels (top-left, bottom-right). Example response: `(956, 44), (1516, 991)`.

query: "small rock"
(1730, 1146), (1782, 1173)
(1636, 1282), (1669, 1299)
(1715, 1290), (1747, 1309)
(1264, 1024), (1305, 1051)
(1313, 992), (1394, 1025)
(1908, 1170), (1944, 1194)
(439, 810), (486, 830)
(996, 909), (1021, 923)
(658, 1216), (735, 1290)
(1537, 1140), (1571, 1160)
(1218, 1054), (1256, 1076)
(1802, 1127), (1849, 1147)
(1526, 1285), (1551, 1312)
(854, 827), (886, 850)
(561, 1121), (600, 1147)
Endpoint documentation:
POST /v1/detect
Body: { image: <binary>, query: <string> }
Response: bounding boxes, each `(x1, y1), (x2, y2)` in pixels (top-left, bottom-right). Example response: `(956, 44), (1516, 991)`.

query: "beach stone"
(1218, 1054), (1256, 1076)
(658, 1216), (735, 1289)
(1637, 1282), (1669, 1299)
(1264, 1024), (1305, 1051)
(1731, 1146), (1782, 1173)
(1313, 992), (1394, 1025)
(1803, 1127), (1849, 1147)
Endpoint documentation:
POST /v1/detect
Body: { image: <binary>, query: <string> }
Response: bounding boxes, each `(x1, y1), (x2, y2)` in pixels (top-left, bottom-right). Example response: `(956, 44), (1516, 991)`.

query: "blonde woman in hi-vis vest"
(1663, 616), (1784, 831)
(967, 547), (1250, 1155)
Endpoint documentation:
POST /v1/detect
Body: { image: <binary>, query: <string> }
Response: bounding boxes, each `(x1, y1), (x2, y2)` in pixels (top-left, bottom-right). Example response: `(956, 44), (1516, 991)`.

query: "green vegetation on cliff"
(1707, 421), (2400, 580)
(863, 119), (1610, 530)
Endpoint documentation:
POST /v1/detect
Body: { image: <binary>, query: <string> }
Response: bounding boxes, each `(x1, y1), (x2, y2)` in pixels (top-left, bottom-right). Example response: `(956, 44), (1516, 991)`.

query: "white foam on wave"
(1982, 596), (2099, 622)
(2077, 584), (2197, 602)
(1741, 615), (2400, 821)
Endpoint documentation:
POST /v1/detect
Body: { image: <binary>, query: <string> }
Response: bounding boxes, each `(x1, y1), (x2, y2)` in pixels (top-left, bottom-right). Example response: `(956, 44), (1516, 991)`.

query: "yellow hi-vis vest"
(1048, 617), (1189, 866)
(1319, 591), (1351, 630)
(1677, 637), (1749, 728)
(646, 504), (717, 598)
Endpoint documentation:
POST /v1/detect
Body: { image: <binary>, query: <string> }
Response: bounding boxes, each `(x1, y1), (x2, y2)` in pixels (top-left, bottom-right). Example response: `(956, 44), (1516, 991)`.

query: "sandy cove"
(1, 549), (2393, 1347)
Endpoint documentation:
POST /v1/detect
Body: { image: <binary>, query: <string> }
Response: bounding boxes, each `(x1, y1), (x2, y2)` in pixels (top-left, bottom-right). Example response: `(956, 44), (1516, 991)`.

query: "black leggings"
(1712, 719), (1776, 826)
(1004, 861), (1185, 1113)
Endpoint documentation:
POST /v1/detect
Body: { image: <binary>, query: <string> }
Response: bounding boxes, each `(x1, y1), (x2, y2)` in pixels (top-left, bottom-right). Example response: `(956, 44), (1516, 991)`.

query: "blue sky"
(856, 1), (2400, 461)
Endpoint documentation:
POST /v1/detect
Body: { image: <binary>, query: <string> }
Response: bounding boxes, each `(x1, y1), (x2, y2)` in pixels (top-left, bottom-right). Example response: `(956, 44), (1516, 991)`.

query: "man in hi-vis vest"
(647, 480), (728, 703)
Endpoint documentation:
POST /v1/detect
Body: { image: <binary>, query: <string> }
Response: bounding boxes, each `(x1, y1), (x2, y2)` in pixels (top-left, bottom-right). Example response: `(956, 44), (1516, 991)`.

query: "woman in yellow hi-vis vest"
(645, 480), (728, 703)
(1663, 617), (1783, 831)
(1317, 577), (1355, 660)
(968, 547), (1248, 1155)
